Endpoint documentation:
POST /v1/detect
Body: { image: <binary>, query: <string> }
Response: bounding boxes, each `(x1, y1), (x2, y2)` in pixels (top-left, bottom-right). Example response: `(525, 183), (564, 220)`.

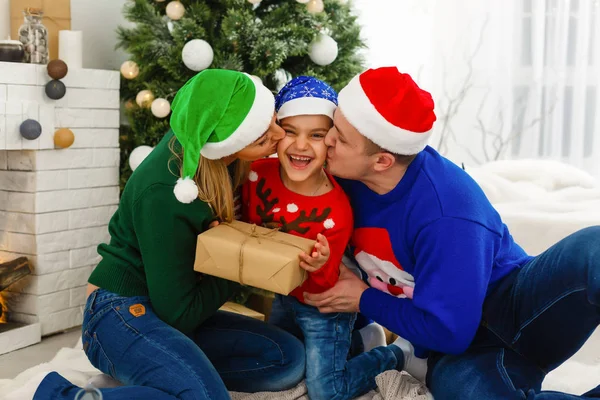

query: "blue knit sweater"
(339, 146), (532, 356)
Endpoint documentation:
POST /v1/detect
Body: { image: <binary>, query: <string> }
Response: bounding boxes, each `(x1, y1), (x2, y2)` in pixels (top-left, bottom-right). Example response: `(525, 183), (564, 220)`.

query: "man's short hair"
(364, 137), (417, 165)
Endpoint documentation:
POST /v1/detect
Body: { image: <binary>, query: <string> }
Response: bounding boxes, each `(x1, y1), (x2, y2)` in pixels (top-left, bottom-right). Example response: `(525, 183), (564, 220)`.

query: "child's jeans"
(270, 294), (404, 400)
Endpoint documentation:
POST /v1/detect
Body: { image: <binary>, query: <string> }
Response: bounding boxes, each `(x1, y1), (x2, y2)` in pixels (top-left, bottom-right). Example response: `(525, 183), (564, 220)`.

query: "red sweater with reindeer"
(242, 158), (353, 303)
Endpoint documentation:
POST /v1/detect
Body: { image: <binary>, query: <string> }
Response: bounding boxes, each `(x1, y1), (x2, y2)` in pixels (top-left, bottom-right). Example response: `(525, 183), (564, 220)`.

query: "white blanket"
(0, 341), (432, 400)
(469, 159), (600, 255)
(2, 159), (599, 400)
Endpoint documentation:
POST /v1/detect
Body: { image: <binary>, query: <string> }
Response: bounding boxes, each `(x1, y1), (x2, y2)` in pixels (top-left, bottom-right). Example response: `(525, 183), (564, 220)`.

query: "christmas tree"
(117, 0), (365, 188)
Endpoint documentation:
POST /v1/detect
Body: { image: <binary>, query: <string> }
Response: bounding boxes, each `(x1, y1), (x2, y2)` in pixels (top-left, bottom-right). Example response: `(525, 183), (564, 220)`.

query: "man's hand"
(303, 263), (369, 313)
(299, 234), (330, 273)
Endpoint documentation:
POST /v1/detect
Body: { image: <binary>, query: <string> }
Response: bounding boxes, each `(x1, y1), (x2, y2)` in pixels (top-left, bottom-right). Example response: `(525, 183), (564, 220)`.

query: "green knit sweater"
(89, 131), (239, 335)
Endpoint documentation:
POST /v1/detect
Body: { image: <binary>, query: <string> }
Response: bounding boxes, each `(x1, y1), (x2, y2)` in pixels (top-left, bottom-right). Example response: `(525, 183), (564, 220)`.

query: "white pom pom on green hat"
(170, 69), (275, 203)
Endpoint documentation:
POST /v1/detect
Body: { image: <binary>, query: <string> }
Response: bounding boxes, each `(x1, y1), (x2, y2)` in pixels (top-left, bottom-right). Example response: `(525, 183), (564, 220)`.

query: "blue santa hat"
(275, 76), (338, 120)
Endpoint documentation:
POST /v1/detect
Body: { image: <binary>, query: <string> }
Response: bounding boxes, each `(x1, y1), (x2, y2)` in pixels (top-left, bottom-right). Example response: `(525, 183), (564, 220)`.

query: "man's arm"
(306, 217), (496, 354)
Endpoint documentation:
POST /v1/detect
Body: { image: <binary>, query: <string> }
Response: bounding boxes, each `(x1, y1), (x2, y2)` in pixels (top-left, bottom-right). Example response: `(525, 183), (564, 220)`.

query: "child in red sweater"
(243, 77), (403, 400)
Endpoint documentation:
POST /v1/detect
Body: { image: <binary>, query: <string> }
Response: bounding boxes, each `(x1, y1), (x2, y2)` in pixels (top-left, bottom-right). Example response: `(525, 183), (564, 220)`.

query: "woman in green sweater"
(34, 70), (305, 400)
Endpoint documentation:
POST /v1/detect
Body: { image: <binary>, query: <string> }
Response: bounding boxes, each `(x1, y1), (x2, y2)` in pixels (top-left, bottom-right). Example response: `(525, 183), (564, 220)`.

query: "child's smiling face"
(277, 115), (332, 183)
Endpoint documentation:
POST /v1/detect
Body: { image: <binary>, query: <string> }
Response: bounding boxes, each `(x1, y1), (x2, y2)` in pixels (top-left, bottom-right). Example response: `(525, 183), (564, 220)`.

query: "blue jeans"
(270, 294), (403, 400)
(428, 226), (600, 399)
(34, 289), (306, 399)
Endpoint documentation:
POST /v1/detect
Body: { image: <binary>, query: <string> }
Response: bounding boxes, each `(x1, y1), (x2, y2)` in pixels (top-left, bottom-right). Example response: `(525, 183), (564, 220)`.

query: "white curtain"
(353, 0), (600, 178)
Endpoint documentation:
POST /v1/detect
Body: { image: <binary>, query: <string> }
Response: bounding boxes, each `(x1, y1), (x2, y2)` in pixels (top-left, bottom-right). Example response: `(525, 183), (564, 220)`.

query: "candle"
(0, 0), (9, 41)
(58, 30), (82, 68)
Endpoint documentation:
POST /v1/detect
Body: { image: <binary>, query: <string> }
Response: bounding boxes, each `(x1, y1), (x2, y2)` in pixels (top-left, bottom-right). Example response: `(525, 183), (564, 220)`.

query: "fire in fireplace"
(0, 257), (32, 321)
(0, 256), (42, 355)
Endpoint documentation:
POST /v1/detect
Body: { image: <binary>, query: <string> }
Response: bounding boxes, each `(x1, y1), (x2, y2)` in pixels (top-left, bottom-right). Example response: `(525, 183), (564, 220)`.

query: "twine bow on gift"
(222, 223), (308, 287)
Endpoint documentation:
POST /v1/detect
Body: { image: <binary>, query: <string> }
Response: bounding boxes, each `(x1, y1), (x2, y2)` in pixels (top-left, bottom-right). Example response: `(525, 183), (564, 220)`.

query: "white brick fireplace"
(0, 61), (120, 353)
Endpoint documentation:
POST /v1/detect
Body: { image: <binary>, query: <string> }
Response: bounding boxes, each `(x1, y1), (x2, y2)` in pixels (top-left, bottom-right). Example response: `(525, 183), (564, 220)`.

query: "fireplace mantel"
(0, 61), (120, 352)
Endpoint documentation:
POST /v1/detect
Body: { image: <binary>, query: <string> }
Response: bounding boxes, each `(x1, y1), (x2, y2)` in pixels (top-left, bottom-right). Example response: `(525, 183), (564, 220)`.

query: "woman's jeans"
(428, 226), (600, 399)
(34, 289), (306, 400)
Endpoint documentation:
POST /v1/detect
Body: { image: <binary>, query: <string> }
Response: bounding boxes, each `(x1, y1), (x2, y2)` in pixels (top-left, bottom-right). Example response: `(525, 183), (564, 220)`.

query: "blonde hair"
(169, 137), (250, 222)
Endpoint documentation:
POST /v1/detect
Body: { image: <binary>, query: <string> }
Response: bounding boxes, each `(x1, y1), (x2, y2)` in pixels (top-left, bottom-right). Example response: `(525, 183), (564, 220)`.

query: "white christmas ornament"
(274, 68), (291, 91)
(306, 0), (324, 14)
(309, 34), (338, 66)
(129, 145), (154, 171)
(151, 98), (171, 118)
(166, 1), (185, 20)
(182, 39), (214, 71)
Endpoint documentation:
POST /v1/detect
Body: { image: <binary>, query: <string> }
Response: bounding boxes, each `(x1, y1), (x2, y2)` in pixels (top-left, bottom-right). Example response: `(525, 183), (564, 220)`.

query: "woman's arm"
(133, 183), (239, 335)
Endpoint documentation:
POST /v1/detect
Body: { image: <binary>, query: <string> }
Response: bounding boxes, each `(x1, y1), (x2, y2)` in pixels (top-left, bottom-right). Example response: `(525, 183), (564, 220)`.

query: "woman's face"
(235, 114), (285, 161)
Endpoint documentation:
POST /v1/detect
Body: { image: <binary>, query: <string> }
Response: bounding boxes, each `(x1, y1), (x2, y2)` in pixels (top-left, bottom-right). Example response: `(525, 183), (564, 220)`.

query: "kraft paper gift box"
(194, 220), (313, 295)
(10, 0), (71, 60)
(219, 302), (265, 321)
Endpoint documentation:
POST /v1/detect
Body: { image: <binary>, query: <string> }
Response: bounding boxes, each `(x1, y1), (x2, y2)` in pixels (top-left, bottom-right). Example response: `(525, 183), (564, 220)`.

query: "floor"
(0, 327), (82, 379)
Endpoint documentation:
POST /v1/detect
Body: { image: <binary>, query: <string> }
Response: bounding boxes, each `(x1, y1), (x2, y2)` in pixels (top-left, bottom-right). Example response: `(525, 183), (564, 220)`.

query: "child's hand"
(299, 234), (330, 273)
(209, 220), (220, 229)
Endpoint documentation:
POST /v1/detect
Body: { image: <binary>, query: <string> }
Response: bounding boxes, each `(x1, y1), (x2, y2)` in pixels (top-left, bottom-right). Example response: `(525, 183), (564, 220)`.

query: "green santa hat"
(170, 69), (275, 203)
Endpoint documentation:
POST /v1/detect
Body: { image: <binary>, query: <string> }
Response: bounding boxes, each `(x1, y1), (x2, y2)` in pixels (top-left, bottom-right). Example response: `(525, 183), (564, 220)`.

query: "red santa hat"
(338, 67), (437, 155)
(353, 228), (401, 269)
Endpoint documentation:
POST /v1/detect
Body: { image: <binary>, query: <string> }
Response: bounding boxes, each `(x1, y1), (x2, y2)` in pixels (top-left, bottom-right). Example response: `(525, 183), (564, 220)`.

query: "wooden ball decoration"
(125, 100), (136, 110)
(53, 128), (75, 148)
(20, 119), (42, 140)
(47, 59), (68, 80)
(136, 90), (155, 108)
(45, 79), (67, 100)
(166, 1), (185, 20)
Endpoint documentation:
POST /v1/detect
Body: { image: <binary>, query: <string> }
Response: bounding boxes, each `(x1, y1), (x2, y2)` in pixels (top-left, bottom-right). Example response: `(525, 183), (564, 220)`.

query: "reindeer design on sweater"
(242, 158), (354, 303)
(253, 175), (333, 234)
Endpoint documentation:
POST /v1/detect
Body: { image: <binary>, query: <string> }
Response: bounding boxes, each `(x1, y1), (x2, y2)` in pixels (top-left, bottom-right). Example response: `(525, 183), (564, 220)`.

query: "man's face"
(324, 109), (373, 180)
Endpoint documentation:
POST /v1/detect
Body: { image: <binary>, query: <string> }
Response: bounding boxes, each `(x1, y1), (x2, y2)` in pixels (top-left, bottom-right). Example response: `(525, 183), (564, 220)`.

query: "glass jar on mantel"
(18, 7), (49, 64)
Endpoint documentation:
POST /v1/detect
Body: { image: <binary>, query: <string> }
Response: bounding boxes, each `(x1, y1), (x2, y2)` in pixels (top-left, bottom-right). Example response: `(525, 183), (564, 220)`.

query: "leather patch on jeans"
(129, 304), (146, 317)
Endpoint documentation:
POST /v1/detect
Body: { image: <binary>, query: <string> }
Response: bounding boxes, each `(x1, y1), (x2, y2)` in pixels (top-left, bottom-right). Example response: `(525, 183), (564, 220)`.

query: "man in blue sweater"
(304, 66), (600, 399)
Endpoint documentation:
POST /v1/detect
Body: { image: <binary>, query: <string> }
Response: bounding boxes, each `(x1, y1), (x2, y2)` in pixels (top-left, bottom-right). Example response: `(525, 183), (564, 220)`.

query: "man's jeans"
(270, 294), (403, 400)
(34, 289), (306, 400)
(429, 226), (600, 399)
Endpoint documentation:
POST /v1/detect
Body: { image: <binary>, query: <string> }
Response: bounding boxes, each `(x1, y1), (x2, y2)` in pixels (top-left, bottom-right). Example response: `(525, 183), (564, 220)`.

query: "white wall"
(0, 0), (129, 71)
(71, 0), (129, 70)
(352, 0), (435, 89)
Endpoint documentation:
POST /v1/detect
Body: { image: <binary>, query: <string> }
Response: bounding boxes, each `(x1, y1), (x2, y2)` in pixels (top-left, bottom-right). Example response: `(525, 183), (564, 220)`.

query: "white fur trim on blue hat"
(277, 97), (337, 120)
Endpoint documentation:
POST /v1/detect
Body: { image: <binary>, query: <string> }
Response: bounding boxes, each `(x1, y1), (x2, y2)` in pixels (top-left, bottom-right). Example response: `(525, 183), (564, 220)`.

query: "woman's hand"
(299, 234), (330, 273)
